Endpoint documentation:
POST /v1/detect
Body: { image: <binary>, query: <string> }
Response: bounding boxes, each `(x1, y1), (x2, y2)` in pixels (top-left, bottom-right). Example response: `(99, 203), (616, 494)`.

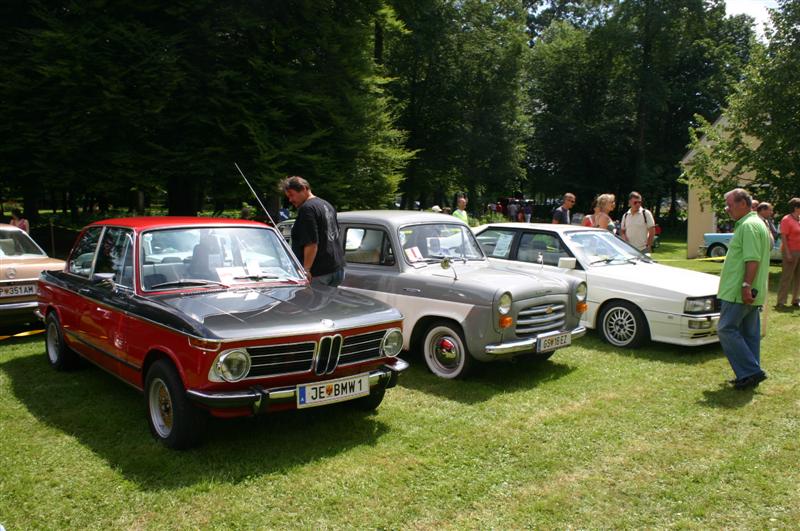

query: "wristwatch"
(741, 281), (751, 288)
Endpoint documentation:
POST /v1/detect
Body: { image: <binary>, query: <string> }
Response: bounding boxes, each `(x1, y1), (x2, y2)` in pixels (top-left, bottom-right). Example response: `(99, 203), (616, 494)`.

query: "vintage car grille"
(515, 302), (566, 336)
(339, 330), (386, 366)
(246, 341), (316, 378)
(244, 330), (387, 379)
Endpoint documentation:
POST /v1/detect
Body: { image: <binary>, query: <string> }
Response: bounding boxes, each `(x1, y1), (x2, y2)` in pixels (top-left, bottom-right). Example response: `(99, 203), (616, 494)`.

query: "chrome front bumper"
(186, 359), (409, 413)
(484, 326), (587, 356)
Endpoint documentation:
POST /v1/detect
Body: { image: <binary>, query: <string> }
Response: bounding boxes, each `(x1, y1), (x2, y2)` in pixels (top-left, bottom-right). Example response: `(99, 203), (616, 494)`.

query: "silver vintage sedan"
(338, 211), (588, 379)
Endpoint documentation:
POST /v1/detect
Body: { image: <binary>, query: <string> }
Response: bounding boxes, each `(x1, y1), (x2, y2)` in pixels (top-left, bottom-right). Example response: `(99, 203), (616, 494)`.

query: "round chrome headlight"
(381, 329), (403, 357)
(498, 292), (512, 315)
(216, 349), (251, 382)
(576, 282), (588, 302)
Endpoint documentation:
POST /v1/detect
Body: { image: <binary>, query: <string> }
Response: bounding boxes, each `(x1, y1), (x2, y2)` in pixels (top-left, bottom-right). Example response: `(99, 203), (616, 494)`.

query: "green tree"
(683, 0), (799, 212)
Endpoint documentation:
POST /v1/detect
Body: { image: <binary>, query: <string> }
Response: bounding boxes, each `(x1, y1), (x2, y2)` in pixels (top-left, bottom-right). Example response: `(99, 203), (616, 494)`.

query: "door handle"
(402, 288), (421, 294)
(79, 288), (92, 296)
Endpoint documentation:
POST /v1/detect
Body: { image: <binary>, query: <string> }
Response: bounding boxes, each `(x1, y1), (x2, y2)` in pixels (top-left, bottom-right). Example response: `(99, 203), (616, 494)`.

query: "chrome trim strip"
(518, 304), (566, 316)
(340, 345), (381, 357)
(341, 336), (384, 349)
(516, 312), (566, 325)
(0, 301), (38, 311)
(63, 329), (142, 371)
(249, 357), (314, 368)
(485, 326), (587, 356)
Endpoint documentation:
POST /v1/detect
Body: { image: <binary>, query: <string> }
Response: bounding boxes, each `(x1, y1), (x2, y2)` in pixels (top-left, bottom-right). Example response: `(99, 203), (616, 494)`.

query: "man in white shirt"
(620, 191), (655, 252)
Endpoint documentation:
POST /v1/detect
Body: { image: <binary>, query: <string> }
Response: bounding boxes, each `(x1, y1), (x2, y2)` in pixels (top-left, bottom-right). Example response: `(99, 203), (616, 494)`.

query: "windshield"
(0, 229), (46, 257)
(140, 227), (305, 290)
(565, 230), (648, 266)
(398, 223), (484, 263)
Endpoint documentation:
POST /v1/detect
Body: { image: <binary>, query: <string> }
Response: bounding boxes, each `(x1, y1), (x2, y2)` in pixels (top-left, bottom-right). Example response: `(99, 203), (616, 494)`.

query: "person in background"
(523, 202), (533, 223)
(431, 205), (443, 213)
(582, 197), (598, 227)
(551, 193), (575, 224)
(751, 199), (760, 212)
(281, 176), (346, 287)
(594, 194), (616, 232)
(776, 197), (800, 309)
(756, 202), (779, 244)
(10, 209), (29, 233)
(620, 191), (656, 252)
(452, 196), (468, 223)
(717, 188), (770, 389)
(507, 200), (519, 223)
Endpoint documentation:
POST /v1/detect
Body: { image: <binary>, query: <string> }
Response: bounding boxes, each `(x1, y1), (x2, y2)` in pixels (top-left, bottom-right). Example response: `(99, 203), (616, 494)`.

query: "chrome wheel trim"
(148, 378), (173, 438)
(424, 327), (464, 376)
(603, 306), (637, 346)
(709, 245), (727, 257)
(46, 321), (60, 364)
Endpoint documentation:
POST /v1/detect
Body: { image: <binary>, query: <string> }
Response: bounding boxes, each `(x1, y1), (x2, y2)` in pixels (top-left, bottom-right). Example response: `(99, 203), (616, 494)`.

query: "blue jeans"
(718, 301), (763, 379)
(311, 268), (345, 287)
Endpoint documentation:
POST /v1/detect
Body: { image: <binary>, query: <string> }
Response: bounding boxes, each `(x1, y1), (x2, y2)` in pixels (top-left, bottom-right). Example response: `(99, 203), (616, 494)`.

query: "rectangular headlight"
(685, 296), (715, 314)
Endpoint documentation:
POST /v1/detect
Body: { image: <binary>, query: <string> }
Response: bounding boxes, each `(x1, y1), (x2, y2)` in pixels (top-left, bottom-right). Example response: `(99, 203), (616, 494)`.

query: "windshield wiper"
(150, 279), (228, 289)
(233, 274), (281, 280)
(590, 257), (618, 265)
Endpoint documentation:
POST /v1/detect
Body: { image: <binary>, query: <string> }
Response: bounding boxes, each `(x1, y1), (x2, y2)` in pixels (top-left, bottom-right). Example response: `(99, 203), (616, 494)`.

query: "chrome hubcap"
(46, 322), (59, 364)
(149, 378), (173, 438)
(428, 332), (462, 372)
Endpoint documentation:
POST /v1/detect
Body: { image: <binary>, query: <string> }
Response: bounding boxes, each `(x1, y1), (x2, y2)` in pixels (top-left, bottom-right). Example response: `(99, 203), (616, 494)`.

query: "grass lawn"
(1, 241), (798, 529)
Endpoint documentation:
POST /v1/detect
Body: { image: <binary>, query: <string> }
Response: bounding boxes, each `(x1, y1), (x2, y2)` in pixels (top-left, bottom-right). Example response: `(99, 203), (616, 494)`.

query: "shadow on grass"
(1, 349), (389, 491)
(698, 383), (757, 409)
(397, 352), (576, 404)
(578, 331), (725, 365)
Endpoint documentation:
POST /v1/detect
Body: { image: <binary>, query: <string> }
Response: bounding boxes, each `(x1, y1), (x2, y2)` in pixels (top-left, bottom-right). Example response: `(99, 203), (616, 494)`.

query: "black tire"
(349, 386), (385, 411)
(707, 243), (727, 258)
(144, 359), (205, 450)
(45, 313), (80, 370)
(598, 301), (649, 348)
(421, 320), (473, 379)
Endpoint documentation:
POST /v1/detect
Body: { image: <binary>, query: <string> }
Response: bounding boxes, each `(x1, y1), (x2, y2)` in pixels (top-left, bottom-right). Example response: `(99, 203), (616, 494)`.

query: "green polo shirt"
(718, 211), (771, 305)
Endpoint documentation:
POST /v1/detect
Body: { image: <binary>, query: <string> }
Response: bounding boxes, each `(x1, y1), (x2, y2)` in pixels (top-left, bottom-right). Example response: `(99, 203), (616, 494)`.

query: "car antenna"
(234, 162), (276, 226)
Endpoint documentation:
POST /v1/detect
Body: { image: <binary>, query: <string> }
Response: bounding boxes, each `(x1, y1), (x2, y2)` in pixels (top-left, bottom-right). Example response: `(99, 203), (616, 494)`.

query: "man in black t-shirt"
(551, 193), (576, 224)
(282, 176), (346, 286)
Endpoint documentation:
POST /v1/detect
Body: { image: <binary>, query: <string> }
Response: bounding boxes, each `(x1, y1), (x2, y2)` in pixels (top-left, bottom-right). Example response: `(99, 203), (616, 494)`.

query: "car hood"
(153, 285), (402, 340)
(412, 260), (569, 300)
(589, 261), (719, 297)
(1, 257), (65, 281)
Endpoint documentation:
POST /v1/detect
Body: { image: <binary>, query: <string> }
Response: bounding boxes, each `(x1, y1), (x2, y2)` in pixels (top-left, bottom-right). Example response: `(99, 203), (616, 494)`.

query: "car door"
(79, 227), (136, 376)
(61, 226), (103, 354)
(515, 230), (587, 282)
(340, 225), (402, 294)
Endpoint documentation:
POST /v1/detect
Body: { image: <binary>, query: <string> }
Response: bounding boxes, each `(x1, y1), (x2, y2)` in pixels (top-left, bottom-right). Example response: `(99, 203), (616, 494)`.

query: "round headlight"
(498, 292), (512, 315)
(216, 350), (251, 382)
(381, 329), (403, 357)
(576, 282), (588, 301)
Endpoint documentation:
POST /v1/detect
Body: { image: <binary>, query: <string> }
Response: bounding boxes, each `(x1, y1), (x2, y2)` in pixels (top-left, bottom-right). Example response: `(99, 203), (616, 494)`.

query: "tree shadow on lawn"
(1, 351), (390, 491)
(397, 352), (576, 404)
(580, 332), (725, 365)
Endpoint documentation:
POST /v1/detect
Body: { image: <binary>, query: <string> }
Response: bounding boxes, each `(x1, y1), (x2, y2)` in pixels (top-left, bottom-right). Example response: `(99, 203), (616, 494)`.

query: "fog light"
(381, 329), (403, 357)
(216, 349), (251, 382)
(688, 319), (713, 330)
(499, 316), (513, 329)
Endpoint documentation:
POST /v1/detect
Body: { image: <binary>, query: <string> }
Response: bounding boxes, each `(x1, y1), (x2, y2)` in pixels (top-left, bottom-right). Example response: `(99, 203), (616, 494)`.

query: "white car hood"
(589, 261), (719, 297)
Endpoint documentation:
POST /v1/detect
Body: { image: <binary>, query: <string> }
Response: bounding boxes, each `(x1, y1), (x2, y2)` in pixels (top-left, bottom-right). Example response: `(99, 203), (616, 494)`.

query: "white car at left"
(474, 223), (721, 348)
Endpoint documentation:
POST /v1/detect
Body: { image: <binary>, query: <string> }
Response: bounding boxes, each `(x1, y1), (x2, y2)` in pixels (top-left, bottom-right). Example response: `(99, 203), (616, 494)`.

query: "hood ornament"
(320, 319), (335, 329)
(6, 267), (16, 279)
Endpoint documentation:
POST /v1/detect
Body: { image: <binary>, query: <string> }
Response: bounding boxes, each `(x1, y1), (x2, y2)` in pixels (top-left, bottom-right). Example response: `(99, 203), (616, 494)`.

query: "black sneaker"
(733, 371), (767, 390)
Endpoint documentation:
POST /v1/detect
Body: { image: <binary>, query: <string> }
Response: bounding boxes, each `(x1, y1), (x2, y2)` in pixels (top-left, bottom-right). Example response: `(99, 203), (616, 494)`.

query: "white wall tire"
(422, 321), (473, 379)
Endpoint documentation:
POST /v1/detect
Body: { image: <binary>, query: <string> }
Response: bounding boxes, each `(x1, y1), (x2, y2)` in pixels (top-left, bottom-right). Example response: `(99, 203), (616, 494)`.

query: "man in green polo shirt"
(717, 188), (771, 389)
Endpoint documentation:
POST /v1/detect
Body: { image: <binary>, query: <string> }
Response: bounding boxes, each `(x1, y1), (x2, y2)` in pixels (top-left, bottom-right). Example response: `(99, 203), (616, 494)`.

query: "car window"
(566, 230), (643, 266)
(518, 232), (569, 266)
(68, 227), (103, 277)
(94, 227), (134, 287)
(475, 228), (516, 258)
(0, 229), (46, 257)
(399, 223), (484, 263)
(140, 227), (305, 290)
(344, 227), (395, 266)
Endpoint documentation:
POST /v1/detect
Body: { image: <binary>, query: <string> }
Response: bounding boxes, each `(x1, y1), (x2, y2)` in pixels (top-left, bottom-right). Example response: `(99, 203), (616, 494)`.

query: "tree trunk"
(167, 176), (199, 216)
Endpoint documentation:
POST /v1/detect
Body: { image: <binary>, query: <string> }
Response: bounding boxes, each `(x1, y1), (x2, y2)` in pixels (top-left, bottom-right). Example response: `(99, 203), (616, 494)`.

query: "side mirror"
(557, 257), (577, 270)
